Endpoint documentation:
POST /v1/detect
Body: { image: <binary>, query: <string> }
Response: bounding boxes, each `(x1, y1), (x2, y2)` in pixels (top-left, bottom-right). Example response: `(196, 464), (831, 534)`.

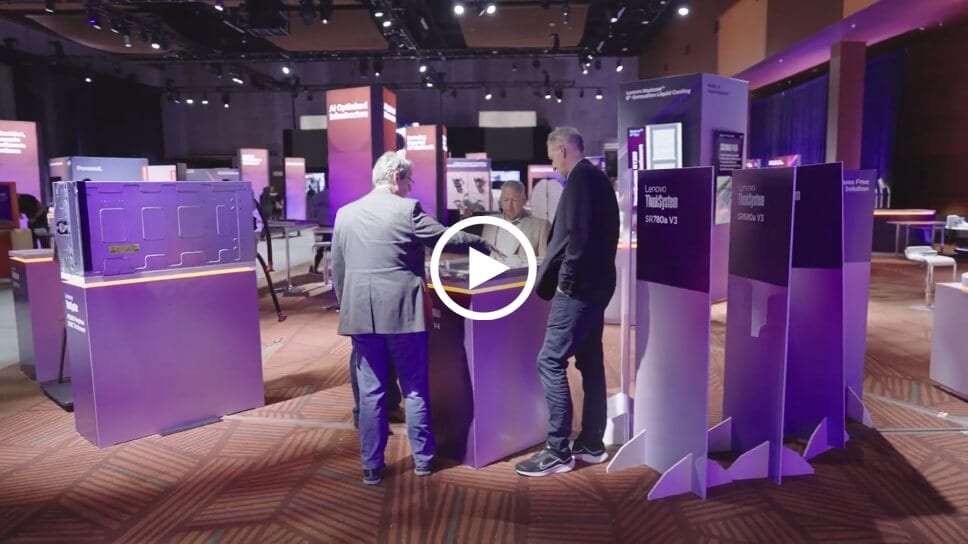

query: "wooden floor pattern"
(0, 256), (966, 543)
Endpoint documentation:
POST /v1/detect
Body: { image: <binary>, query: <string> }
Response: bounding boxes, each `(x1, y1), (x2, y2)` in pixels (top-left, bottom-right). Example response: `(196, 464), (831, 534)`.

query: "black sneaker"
(515, 448), (575, 477)
(572, 441), (609, 464)
(362, 468), (382, 486)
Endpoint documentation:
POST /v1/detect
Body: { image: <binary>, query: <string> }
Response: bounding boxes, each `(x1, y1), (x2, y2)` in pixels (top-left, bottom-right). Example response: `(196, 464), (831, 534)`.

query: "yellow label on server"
(108, 244), (141, 254)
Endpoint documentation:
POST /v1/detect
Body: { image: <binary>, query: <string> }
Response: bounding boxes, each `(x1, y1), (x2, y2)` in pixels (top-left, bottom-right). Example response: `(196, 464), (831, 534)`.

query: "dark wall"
(893, 19), (968, 216)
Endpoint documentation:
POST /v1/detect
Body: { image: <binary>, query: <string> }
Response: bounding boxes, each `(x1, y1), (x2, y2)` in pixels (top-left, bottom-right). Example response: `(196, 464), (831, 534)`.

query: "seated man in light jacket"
(480, 180), (551, 260)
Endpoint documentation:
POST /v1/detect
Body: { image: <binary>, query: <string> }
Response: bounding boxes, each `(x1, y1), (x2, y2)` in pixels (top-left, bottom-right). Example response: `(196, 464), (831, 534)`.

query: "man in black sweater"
(516, 127), (620, 477)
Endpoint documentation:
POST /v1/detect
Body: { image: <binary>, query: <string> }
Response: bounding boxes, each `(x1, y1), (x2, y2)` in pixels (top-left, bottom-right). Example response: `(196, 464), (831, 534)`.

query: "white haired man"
(480, 180), (550, 260)
(332, 151), (495, 485)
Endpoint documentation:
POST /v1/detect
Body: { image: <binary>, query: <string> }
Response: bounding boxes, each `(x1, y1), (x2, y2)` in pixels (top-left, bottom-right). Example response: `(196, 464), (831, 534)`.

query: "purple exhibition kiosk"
(10, 249), (65, 384)
(53, 180), (264, 447)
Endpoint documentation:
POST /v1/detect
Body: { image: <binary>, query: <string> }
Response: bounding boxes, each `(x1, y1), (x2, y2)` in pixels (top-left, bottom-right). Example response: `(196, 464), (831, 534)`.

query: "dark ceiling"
(0, 0), (676, 61)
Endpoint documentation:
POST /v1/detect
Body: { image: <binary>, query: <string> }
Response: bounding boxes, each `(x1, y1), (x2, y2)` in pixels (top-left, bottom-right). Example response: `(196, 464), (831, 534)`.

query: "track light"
(373, 58), (383, 77)
(544, 89), (552, 100)
(122, 31), (132, 48)
(562, 2), (570, 24)
(110, 19), (120, 34)
(555, 89), (563, 103)
(678, 5), (690, 17)
(454, 3), (465, 16)
(419, 63), (428, 73)
(382, 20), (392, 28)
(214, 0), (224, 12)
(582, 64), (589, 75)
(482, 2), (496, 15)
(282, 65), (291, 75)
(222, 93), (230, 108)
(318, 0), (333, 24)
(45, 0), (54, 13)
(616, 60), (623, 72)
(201, 94), (209, 105)
(484, 89), (492, 100)
(84, 76), (93, 84)
(186, 97), (195, 105)
(374, 10), (384, 18)
(232, 76), (244, 85)
(150, 40), (161, 50)
(595, 88), (603, 100)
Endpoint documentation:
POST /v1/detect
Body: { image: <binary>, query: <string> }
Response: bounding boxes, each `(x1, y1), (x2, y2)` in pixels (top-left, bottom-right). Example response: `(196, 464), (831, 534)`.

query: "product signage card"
(767, 155), (801, 168)
(785, 162), (846, 450)
(0, 120), (41, 202)
(284, 158), (307, 220)
(714, 131), (744, 175)
(628, 127), (646, 170)
(238, 148), (269, 197)
(446, 158), (491, 213)
(723, 166), (797, 484)
(405, 125), (446, 221)
(843, 169), (876, 403)
(621, 166), (715, 499)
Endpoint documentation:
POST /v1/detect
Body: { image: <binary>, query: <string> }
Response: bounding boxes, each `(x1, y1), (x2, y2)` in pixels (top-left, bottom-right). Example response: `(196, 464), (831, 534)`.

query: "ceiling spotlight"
(582, 64), (589, 75)
(554, 88), (563, 103)
(110, 19), (120, 34)
(382, 20), (392, 28)
(454, 3), (465, 16)
(373, 58), (383, 77)
(201, 95), (209, 105)
(562, 2), (570, 25)
(374, 10), (384, 18)
(122, 32), (132, 48)
(232, 76), (244, 85)
(610, 15), (618, 23)
(484, 2), (497, 15)
(419, 63), (428, 73)
(318, 0), (333, 23)
(45, 0), (54, 13)
(214, 0), (224, 12)
(150, 39), (161, 50)
(84, 76), (92, 83)
(544, 89), (552, 100)
(595, 88), (603, 100)
(222, 93), (230, 108)
(484, 89), (492, 100)
(282, 65), (291, 75)
(186, 98), (195, 105)
(616, 60), (623, 72)
(678, 5), (690, 17)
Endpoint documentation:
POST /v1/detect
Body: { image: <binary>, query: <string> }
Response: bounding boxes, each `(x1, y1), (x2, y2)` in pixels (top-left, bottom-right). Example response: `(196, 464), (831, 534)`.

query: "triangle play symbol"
(468, 247), (510, 289)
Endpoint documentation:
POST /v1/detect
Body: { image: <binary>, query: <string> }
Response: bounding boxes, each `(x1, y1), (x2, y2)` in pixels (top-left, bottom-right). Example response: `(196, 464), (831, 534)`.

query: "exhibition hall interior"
(1, 0), (968, 541)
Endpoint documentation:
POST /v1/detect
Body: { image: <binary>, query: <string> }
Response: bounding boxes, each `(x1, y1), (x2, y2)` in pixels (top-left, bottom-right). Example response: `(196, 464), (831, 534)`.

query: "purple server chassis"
(53, 181), (264, 447)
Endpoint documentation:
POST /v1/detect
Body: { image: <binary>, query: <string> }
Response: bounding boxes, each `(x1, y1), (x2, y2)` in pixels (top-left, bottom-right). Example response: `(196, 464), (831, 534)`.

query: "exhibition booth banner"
(405, 125), (447, 221)
(784, 162), (847, 454)
(608, 166), (719, 500)
(284, 158), (307, 220)
(0, 120), (41, 202)
(843, 169), (877, 420)
(48, 156), (148, 183)
(723, 166), (801, 484)
(446, 158), (492, 214)
(527, 164), (563, 225)
(184, 168), (240, 182)
(238, 148), (269, 197)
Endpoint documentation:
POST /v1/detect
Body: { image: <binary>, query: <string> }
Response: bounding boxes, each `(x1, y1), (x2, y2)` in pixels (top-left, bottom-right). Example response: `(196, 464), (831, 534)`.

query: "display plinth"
(929, 283), (968, 399)
(428, 272), (549, 469)
(64, 268), (264, 447)
(11, 250), (64, 382)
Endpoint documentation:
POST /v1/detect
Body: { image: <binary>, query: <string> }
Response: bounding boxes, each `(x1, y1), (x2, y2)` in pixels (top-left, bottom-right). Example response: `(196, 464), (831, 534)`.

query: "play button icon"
(429, 215), (538, 321)
(468, 247), (511, 289)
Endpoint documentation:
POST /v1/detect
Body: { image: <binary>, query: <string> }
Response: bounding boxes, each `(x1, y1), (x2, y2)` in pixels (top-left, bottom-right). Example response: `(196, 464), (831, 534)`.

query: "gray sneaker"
(515, 448), (575, 477)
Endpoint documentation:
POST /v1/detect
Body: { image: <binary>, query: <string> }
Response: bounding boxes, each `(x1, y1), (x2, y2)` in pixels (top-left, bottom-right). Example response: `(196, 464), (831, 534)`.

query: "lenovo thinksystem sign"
(328, 101), (369, 121)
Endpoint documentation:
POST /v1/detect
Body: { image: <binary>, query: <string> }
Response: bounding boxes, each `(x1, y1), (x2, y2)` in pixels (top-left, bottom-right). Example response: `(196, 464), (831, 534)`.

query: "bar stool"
(311, 241), (333, 285)
(905, 246), (958, 306)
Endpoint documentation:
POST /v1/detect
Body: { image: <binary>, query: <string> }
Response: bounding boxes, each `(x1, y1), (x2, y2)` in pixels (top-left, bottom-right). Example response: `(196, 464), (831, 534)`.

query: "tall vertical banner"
(527, 165), (563, 225)
(843, 169), (876, 426)
(607, 167), (730, 500)
(405, 125), (447, 221)
(326, 86), (397, 225)
(238, 149), (269, 197)
(784, 162), (847, 458)
(284, 158), (307, 220)
(446, 158), (491, 214)
(722, 167), (812, 484)
(0, 120), (41, 202)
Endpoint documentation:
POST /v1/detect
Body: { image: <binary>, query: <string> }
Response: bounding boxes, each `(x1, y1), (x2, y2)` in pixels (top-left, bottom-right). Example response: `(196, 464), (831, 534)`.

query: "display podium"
(54, 180), (264, 447)
(427, 261), (549, 468)
(10, 249), (64, 382)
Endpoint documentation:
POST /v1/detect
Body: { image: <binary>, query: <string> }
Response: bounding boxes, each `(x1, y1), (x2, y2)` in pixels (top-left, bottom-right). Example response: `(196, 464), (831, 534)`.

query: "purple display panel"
(784, 162), (846, 455)
(405, 125), (446, 221)
(628, 127), (646, 170)
(67, 156), (149, 181)
(65, 269), (264, 447)
(11, 252), (65, 383)
(326, 86), (395, 225)
(843, 170), (876, 422)
(0, 121), (42, 202)
(610, 167), (717, 500)
(723, 167), (797, 484)
(238, 149), (269, 197)
(446, 158), (492, 213)
(284, 158), (307, 220)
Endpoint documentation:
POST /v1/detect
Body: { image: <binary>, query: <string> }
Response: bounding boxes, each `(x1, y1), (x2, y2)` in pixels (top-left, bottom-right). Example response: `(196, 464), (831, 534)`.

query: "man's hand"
(486, 242), (507, 261)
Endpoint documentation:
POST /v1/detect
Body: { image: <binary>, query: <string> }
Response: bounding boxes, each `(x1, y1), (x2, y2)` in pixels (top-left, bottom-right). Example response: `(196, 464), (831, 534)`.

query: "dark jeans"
(350, 346), (401, 426)
(352, 333), (435, 471)
(536, 291), (607, 454)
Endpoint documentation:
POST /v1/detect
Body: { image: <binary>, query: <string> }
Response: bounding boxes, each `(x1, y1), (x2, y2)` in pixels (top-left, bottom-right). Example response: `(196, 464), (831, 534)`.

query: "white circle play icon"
(429, 216), (537, 321)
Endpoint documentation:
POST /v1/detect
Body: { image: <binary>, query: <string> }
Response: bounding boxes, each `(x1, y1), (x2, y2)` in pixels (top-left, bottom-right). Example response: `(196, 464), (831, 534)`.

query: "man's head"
(499, 180), (527, 221)
(372, 150), (414, 197)
(546, 126), (585, 178)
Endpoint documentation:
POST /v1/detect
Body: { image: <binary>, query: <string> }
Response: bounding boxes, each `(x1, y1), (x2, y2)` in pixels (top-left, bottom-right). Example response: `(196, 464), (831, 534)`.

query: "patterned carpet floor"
(0, 256), (966, 543)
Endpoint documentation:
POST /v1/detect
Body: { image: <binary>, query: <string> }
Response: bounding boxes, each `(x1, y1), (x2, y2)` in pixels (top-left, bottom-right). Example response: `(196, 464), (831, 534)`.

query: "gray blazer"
(479, 212), (551, 258)
(332, 187), (485, 336)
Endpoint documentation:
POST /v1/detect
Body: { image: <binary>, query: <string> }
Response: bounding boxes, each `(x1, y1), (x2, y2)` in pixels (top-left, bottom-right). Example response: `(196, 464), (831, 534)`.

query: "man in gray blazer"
(480, 180), (551, 259)
(332, 151), (492, 485)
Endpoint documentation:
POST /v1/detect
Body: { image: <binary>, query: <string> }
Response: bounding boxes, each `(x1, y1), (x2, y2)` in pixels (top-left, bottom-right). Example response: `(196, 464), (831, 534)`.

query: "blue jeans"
(352, 332), (435, 471)
(536, 292), (607, 454)
(350, 346), (401, 427)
